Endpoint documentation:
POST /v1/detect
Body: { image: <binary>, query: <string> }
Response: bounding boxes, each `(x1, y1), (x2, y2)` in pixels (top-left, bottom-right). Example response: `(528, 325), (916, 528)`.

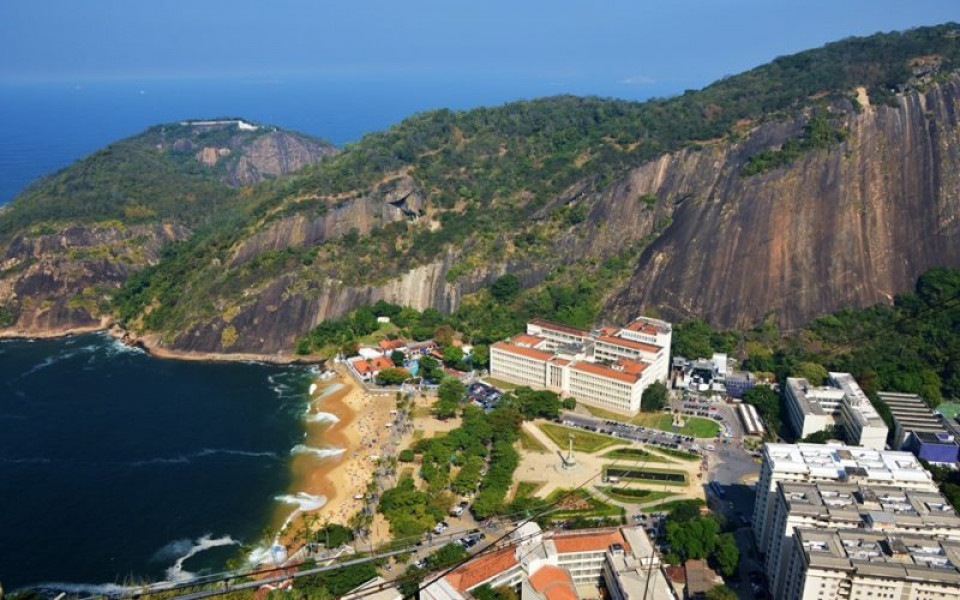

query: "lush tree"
(443, 345), (465, 368)
(314, 523), (354, 548)
(705, 585), (739, 600)
(508, 388), (562, 420)
(666, 515), (720, 560)
(471, 344), (490, 370)
(491, 274), (521, 304)
(641, 382), (668, 412)
(419, 356), (444, 382)
(398, 448), (415, 462)
(426, 543), (469, 570)
(434, 325), (456, 346)
(801, 426), (844, 444)
(793, 361), (828, 385)
(713, 533), (740, 577)
(376, 367), (410, 386)
(743, 385), (780, 435)
(561, 397), (577, 410)
(390, 350), (406, 367)
(439, 378), (467, 404)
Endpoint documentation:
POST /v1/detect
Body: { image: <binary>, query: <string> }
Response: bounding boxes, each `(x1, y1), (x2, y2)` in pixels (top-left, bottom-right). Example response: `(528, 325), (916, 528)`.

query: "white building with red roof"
(422, 524), (674, 600)
(488, 316), (671, 414)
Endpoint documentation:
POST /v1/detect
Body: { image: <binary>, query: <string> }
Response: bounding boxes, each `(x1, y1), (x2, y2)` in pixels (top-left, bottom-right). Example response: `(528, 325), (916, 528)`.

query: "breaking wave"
(290, 444), (345, 459)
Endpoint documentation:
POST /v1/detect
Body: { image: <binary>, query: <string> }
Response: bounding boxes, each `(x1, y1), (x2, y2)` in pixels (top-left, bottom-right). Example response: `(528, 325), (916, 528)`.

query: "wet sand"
(275, 368), (395, 546)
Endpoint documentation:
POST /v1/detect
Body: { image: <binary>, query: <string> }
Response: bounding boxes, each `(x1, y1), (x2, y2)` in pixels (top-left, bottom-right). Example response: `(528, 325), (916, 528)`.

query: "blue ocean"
(0, 75), (669, 590)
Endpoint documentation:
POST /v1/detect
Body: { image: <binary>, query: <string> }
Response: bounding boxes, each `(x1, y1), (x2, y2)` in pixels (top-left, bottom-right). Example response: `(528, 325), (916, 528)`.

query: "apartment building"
(882, 391), (960, 464)
(752, 443), (937, 556)
(489, 317), (671, 415)
(784, 373), (888, 449)
(780, 529), (960, 600)
(763, 481), (960, 597)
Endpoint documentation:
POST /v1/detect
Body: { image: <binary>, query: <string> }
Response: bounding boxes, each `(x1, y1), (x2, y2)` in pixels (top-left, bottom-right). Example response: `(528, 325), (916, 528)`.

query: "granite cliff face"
(3, 27), (960, 356)
(604, 75), (960, 328)
(0, 223), (189, 336)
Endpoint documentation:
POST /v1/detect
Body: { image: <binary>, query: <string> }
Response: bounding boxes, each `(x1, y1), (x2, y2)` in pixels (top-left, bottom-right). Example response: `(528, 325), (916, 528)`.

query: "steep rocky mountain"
(1, 24), (959, 354)
(0, 121), (335, 336)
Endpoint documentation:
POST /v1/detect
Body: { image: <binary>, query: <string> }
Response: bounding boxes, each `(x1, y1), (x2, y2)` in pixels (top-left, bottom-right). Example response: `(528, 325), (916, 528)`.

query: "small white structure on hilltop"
(180, 119), (259, 131)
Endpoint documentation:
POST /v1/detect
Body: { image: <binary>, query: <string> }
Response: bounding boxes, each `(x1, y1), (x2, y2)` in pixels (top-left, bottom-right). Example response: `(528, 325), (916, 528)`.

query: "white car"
(705, 444), (715, 451)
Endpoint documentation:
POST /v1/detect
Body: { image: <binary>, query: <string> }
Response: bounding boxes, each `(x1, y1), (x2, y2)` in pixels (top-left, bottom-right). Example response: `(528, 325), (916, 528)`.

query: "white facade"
(784, 373), (888, 449)
(780, 529), (960, 600)
(490, 317), (671, 415)
(752, 443), (936, 556)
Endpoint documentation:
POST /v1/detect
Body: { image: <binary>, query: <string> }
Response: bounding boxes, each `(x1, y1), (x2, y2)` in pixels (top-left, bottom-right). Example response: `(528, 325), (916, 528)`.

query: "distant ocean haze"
(0, 75), (673, 204)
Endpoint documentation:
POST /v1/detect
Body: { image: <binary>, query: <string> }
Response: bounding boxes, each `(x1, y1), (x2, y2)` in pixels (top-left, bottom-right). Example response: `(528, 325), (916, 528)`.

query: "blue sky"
(1, 0), (957, 90)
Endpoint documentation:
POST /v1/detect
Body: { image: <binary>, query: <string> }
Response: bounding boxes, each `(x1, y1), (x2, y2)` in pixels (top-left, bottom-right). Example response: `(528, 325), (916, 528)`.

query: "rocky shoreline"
(0, 322), (325, 365)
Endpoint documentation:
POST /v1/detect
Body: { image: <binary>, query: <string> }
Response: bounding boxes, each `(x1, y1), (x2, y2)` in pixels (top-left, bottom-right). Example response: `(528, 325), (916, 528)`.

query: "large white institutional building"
(489, 317), (672, 415)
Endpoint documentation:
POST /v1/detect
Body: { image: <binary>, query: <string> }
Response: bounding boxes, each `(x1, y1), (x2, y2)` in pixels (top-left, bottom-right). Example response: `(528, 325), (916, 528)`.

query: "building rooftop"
(763, 443), (934, 485)
(797, 529), (960, 584)
(830, 372), (886, 428)
(778, 481), (960, 529)
(512, 334), (547, 348)
(623, 316), (672, 334)
(551, 529), (629, 554)
(594, 335), (662, 354)
(568, 360), (641, 384)
(528, 319), (591, 338)
(350, 356), (395, 374)
(444, 547), (518, 593)
(528, 565), (578, 600)
(492, 341), (555, 362)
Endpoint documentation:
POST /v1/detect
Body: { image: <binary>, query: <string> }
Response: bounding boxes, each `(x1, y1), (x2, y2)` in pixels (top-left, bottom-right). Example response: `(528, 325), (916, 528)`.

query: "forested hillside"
(1, 24), (959, 353)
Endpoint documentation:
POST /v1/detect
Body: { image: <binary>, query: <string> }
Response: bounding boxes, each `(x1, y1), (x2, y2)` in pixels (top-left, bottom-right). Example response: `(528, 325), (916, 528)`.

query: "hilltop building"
(783, 372), (888, 449)
(489, 317), (671, 415)
(421, 523), (674, 600)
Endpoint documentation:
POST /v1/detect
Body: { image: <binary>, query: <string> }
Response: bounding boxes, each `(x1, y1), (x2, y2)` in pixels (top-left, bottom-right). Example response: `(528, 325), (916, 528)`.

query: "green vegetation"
(633, 413), (721, 438)
(741, 112), (848, 176)
(742, 385), (781, 438)
(604, 465), (688, 486)
(640, 381), (668, 412)
(514, 481), (544, 499)
(643, 497), (706, 515)
(663, 506), (739, 576)
(545, 488), (623, 519)
(652, 446), (702, 461)
(706, 585), (739, 600)
(436, 378), (466, 419)
(603, 447), (670, 463)
(600, 487), (674, 504)
(518, 429), (549, 453)
(538, 423), (622, 453)
(376, 367), (409, 386)
(313, 523), (354, 549)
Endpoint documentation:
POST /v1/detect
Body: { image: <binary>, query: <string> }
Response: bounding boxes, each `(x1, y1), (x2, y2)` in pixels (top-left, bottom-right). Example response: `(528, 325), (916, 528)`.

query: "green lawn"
(648, 446), (701, 461)
(633, 413), (720, 438)
(514, 481), (544, 499)
(600, 487), (675, 504)
(484, 377), (522, 391)
(604, 465), (689, 486)
(603, 447), (671, 463)
(642, 498), (706, 514)
(545, 488), (623, 519)
(519, 429), (549, 453)
(539, 423), (623, 454)
(938, 402), (960, 420)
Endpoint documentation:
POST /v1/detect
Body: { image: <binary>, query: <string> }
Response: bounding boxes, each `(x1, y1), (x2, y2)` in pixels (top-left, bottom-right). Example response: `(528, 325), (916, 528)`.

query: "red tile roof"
(529, 565), (578, 600)
(596, 335), (662, 353)
(492, 341), (554, 362)
(377, 339), (407, 351)
(350, 356), (395, 374)
(616, 359), (649, 376)
(625, 320), (662, 334)
(529, 319), (590, 338)
(445, 547), (518, 592)
(512, 334), (546, 347)
(570, 361), (640, 384)
(552, 530), (629, 554)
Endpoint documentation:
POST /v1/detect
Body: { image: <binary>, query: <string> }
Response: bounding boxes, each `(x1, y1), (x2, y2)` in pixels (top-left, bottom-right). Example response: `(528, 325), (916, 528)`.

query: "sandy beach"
(276, 366), (396, 547)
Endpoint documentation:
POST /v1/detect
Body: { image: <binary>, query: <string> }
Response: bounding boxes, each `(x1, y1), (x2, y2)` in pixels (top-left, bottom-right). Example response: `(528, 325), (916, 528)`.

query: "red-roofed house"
(423, 524), (671, 600)
(350, 356), (395, 381)
(377, 339), (407, 352)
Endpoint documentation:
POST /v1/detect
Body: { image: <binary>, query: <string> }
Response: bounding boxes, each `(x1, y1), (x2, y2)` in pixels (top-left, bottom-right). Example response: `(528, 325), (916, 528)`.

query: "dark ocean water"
(0, 334), (314, 590)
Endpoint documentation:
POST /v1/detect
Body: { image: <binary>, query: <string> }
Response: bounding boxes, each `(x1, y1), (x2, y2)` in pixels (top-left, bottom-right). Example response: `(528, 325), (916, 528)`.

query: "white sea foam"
(309, 383), (317, 395)
(164, 534), (238, 582)
(306, 412), (340, 424)
(291, 444), (345, 459)
(32, 582), (140, 596)
(128, 448), (277, 467)
(275, 492), (327, 512)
